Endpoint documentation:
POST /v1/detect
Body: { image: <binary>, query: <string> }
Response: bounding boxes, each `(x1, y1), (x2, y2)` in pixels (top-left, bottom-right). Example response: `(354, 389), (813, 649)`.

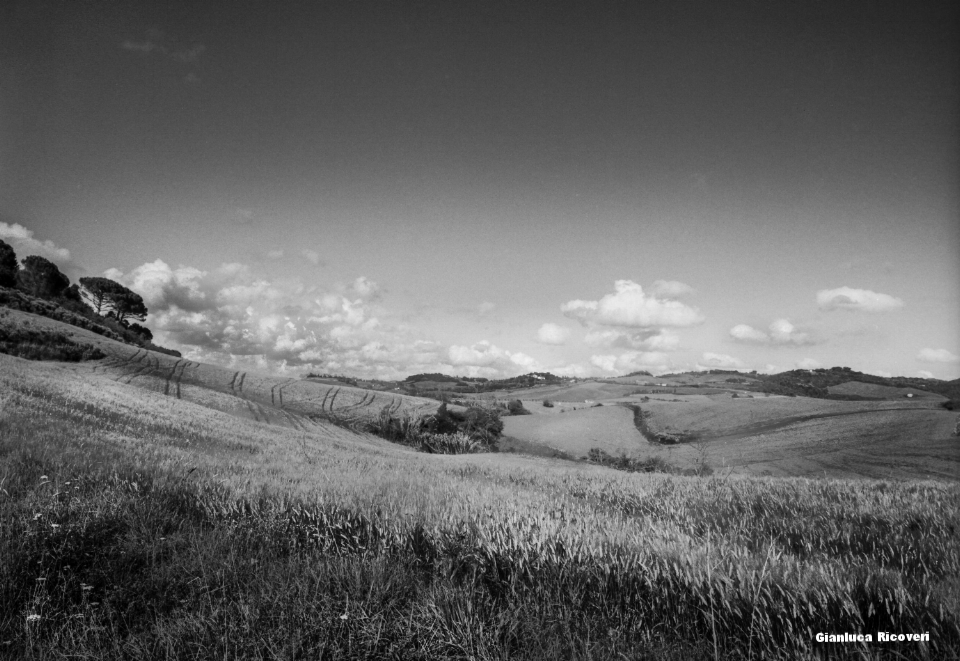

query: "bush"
(542, 399), (554, 408)
(586, 448), (676, 474)
(0, 324), (105, 362)
(507, 399), (530, 415)
(368, 404), (500, 453)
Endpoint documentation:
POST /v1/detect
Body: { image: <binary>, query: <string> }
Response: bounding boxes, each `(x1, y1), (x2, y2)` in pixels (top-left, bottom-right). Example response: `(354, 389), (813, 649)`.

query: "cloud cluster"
(816, 287), (903, 312)
(562, 280), (703, 329)
(698, 352), (744, 369)
(917, 348), (959, 364)
(583, 328), (681, 351)
(589, 351), (670, 374)
(536, 323), (571, 345)
(0, 222), (71, 264)
(556, 280), (699, 375)
(729, 319), (814, 346)
(448, 341), (537, 377)
(107, 259), (536, 379)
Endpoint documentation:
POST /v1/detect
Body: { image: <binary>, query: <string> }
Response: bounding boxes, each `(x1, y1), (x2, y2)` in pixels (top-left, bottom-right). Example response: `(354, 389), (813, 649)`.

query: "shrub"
(542, 399), (554, 408)
(0, 324), (105, 362)
(507, 399), (530, 415)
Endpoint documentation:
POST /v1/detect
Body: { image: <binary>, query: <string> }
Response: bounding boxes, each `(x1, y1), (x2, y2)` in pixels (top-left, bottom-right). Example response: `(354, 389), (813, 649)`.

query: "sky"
(2, 0), (958, 380)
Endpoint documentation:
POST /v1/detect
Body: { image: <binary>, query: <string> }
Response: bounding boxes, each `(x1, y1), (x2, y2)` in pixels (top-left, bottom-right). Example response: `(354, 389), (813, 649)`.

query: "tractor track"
(163, 360), (182, 396)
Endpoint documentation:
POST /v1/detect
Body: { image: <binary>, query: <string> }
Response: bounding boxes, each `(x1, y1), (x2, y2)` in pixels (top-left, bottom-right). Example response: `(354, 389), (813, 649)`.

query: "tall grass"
(2, 356), (959, 659)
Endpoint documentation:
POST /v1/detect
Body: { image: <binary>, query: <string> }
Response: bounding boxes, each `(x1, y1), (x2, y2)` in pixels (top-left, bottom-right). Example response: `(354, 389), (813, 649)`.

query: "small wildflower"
(340, 613), (348, 620)
(50, 524), (60, 529)
(26, 614), (40, 622)
(33, 513), (42, 520)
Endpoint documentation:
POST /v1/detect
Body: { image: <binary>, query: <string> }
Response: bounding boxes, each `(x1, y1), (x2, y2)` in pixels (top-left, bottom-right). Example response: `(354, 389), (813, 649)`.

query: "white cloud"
(729, 319), (813, 346)
(795, 358), (821, 369)
(699, 352), (743, 369)
(590, 351), (670, 374)
(584, 328), (681, 351)
(650, 279), (695, 298)
(447, 341), (538, 376)
(561, 280), (703, 329)
(300, 249), (322, 266)
(537, 323), (571, 345)
(0, 222), (71, 264)
(730, 324), (769, 343)
(917, 348), (959, 364)
(816, 287), (903, 312)
(266, 249), (285, 260)
(104, 259), (469, 378)
(917, 370), (935, 379)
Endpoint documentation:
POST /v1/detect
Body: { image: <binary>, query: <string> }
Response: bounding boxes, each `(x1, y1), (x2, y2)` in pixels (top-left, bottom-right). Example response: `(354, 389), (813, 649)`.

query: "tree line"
(0, 239), (151, 341)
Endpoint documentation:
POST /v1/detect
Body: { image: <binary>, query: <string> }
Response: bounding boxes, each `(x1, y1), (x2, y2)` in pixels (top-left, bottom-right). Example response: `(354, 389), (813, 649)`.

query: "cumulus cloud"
(561, 280), (703, 329)
(816, 287), (903, 312)
(729, 319), (813, 346)
(795, 358), (821, 369)
(107, 259), (537, 379)
(583, 328), (681, 351)
(917, 348), (959, 363)
(650, 279), (695, 298)
(590, 351), (670, 374)
(537, 323), (571, 345)
(266, 249), (285, 260)
(729, 324), (769, 343)
(699, 352), (743, 369)
(448, 341), (538, 376)
(917, 370), (935, 379)
(0, 222), (71, 263)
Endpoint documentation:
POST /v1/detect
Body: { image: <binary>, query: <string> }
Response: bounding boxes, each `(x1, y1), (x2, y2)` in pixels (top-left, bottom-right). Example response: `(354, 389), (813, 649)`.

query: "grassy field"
(2, 347), (960, 659)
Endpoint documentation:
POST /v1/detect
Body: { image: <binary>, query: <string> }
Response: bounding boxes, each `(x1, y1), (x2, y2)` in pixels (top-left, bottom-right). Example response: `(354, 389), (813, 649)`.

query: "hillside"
(0, 307), (443, 432)
(2, 321), (959, 659)
(1, 303), (959, 658)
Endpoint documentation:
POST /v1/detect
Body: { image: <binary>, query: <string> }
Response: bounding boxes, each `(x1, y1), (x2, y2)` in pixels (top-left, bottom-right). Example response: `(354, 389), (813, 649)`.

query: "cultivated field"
(2, 310), (960, 659)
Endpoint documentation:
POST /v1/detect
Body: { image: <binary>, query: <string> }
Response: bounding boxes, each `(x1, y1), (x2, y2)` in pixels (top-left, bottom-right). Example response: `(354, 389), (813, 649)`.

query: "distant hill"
(752, 366), (960, 404)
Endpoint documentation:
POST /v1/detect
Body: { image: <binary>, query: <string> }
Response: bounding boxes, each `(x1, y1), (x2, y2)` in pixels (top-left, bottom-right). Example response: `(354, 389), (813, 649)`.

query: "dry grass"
(2, 351), (959, 659)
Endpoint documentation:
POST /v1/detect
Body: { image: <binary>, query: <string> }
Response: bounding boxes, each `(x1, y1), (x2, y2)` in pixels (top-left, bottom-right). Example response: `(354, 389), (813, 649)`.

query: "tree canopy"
(17, 255), (70, 299)
(0, 240), (17, 288)
(79, 277), (148, 325)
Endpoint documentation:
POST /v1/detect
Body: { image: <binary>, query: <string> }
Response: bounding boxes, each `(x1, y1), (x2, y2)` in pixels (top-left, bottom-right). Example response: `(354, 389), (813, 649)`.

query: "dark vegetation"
(752, 366), (960, 402)
(401, 372), (569, 397)
(506, 399), (531, 415)
(0, 318), (105, 362)
(366, 402), (503, 454)
(621, 403), (688, 444)
(586, 448), (679, 474)
(0, 239), (178, 358)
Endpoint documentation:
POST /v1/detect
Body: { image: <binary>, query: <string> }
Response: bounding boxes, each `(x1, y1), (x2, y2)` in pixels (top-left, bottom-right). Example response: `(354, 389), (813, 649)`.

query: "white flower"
(26, 614), (40, 622)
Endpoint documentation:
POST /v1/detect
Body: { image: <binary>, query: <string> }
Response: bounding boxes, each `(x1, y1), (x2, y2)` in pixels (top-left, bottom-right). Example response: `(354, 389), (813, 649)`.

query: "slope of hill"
(0, 307), (442, 431)
(3, 333), (960, 659)
(2, 305), (960, 658)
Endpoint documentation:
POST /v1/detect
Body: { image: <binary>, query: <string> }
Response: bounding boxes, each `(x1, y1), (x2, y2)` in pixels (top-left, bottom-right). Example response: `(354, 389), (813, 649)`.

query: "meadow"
(2, 350), (959, 660)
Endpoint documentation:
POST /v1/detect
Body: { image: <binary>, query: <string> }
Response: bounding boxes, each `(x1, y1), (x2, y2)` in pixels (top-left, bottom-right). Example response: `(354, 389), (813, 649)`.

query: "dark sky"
(1, 0), (958, 378)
